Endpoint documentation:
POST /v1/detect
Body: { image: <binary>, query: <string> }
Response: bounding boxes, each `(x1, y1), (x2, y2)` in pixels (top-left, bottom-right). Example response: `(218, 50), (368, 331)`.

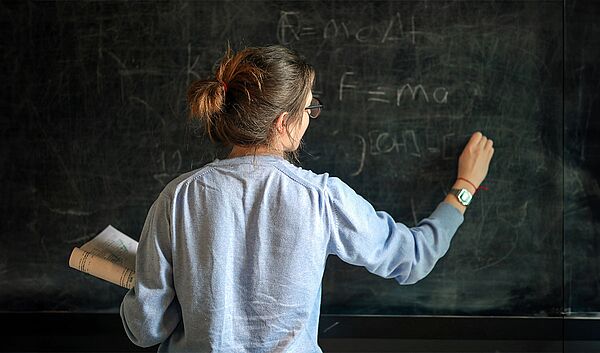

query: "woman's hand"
(457, 131), (494, 189)
(444, 131), (494, 214)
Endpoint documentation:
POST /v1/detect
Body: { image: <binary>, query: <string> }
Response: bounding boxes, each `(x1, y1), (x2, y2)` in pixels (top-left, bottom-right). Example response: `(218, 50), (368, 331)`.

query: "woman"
(121, 45), (494, 352)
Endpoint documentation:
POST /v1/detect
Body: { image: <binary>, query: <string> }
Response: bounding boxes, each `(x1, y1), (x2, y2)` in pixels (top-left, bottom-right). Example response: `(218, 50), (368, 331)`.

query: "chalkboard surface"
(0, 1), (594, 317)
(564, 1), (600, 316)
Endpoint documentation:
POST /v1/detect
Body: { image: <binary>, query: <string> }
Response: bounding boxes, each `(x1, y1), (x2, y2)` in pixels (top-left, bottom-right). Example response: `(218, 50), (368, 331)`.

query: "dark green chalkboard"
(0, 1), (595, 318)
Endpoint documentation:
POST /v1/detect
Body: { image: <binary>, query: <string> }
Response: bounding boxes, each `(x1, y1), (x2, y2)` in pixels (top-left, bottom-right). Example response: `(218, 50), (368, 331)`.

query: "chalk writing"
(339, 71), (449, 105)
(277, 11), (417, 45)
(348, 129), (456, 176)
(153, 149), (182, 186)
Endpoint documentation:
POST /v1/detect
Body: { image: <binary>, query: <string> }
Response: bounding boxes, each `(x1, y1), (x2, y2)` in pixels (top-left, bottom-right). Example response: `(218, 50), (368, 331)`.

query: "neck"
(227, 145), (284, 159)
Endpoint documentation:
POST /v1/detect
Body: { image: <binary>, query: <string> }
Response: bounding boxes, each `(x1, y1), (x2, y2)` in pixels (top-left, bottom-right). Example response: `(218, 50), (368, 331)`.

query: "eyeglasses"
(305, 97), (323, 119)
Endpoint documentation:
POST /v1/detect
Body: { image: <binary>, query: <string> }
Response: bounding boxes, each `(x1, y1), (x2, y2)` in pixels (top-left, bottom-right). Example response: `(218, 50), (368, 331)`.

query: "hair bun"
(186, 45), (314, 147)
(186, 78), (227, 141)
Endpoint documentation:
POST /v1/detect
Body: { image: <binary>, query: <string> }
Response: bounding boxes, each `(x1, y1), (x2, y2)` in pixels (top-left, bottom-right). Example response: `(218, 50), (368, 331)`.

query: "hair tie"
(221, 81), (228, 93)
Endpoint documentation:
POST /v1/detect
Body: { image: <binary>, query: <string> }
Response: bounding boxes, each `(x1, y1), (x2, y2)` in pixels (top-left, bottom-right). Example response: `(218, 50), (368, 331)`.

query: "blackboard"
(1, 1), (596, 317)
(564, 1), (600, 316)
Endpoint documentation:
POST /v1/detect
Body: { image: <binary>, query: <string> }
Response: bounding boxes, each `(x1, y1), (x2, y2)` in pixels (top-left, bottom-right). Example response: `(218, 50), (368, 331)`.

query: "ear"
(274, 112), (289, 135)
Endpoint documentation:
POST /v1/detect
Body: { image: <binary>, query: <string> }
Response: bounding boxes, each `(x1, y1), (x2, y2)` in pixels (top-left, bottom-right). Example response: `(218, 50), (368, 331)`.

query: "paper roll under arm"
(69, 247), (136, 289)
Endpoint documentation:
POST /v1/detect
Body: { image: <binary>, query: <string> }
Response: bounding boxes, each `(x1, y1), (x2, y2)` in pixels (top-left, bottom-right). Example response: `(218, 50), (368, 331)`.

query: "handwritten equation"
(345, 129), (461, 176)
(277, 11), (417, 45)
(338, 71), (449, 105)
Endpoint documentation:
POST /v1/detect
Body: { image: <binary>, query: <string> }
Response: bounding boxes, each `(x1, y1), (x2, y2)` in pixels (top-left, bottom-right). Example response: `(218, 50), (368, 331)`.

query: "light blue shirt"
(120, 155), (464, 352)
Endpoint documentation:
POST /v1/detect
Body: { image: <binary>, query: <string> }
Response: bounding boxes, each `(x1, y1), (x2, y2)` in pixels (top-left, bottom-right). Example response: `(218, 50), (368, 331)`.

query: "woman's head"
(187, 45), (315, 156)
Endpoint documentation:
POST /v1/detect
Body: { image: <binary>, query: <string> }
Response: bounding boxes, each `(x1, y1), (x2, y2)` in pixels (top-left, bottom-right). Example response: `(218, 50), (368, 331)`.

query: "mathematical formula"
(338, 71), (449, 105)
(347, 129), (459, 176)
(277, 11), (417, 45)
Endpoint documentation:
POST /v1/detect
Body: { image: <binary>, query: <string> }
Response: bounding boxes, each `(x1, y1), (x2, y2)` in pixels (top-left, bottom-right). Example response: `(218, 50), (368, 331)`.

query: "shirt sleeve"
(325, 177), (464, 285)
(120, 193), (182, 347)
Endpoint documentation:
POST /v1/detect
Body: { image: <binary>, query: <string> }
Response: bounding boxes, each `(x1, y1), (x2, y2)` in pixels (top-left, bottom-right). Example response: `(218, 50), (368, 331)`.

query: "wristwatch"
(450, 188), (473, 206)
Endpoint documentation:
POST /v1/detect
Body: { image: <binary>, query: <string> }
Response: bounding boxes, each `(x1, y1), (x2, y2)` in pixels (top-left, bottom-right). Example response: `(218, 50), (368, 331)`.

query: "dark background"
(1, 0), (599, 352)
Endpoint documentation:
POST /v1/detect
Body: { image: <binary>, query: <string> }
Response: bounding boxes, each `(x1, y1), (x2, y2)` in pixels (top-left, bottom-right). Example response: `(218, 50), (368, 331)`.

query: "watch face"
(458, 189), (473, 205)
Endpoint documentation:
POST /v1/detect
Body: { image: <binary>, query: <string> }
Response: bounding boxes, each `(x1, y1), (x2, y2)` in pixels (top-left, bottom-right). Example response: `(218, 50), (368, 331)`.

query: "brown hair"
(187, 45), (315, 153)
